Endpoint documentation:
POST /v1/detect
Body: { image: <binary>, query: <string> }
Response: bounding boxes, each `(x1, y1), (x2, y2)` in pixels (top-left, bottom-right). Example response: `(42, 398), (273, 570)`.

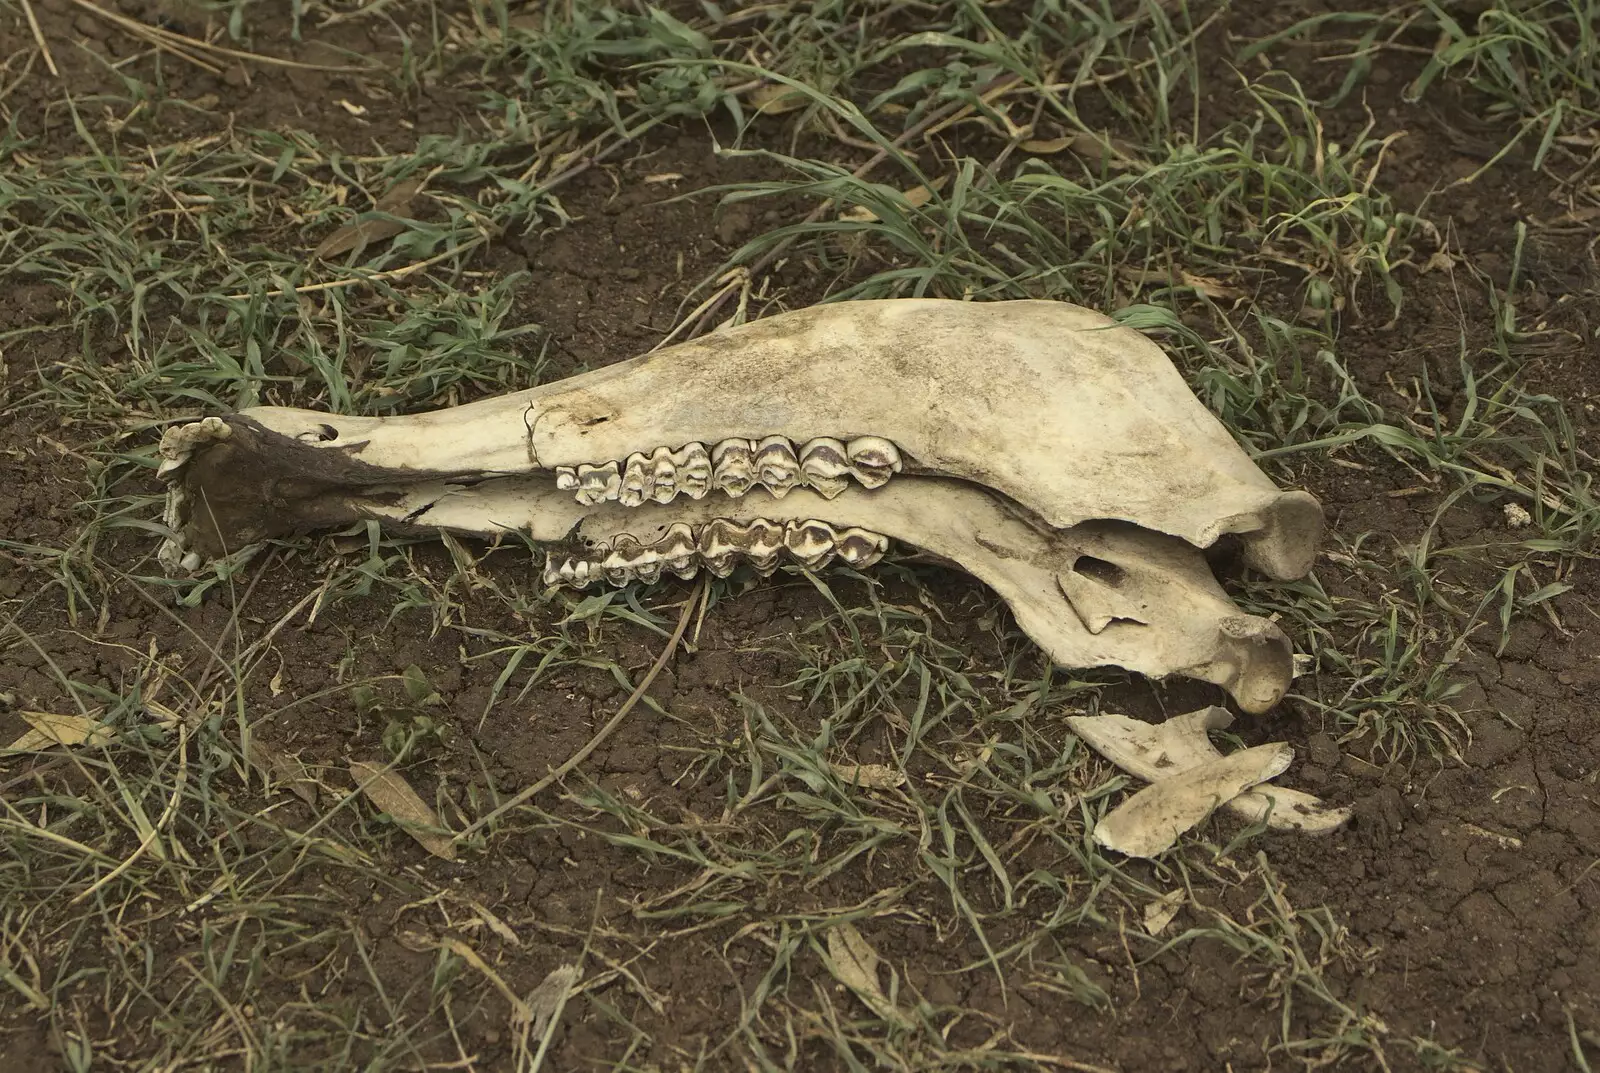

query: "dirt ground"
(1, 1), (1597, 1071)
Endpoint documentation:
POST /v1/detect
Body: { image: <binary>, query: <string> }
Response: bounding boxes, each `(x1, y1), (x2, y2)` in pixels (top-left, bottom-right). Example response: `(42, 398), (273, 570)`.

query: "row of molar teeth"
(541, 519), (891, 589)
(553, 436), (903, 506)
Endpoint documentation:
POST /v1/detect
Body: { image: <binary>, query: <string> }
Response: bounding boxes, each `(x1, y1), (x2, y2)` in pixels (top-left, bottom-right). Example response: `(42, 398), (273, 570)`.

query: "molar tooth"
(697, 519), (744, 577)
(673, 442), (711, 500)
(649, 446), (678, 504)
(652, 522), (699, 579)
(542, 554), (565, 587)
(783, 519), (838, 570)
(799, 437), (852, 499)
(834, 528), (889, 569)
(711, 439), (756, 497)
(846, 436), (902, 489)
(630, 554), (663, 585)
(555, 466), (579, 491)
(754, 436), (800, 497)
(741, 519), (785, 576)
(619, 452), (654, 507)
(575, 460), (621, 505)
(601, 535), (648, 586)
(556, 557), (597, 589)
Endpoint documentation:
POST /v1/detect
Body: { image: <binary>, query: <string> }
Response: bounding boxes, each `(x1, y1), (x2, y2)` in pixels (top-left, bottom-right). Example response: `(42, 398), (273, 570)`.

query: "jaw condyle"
(154, 298), (1344, 849)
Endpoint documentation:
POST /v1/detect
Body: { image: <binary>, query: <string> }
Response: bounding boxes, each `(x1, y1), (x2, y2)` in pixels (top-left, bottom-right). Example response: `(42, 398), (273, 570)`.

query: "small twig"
(684, 74), (1022, 339)
(454, 580), (704, 844)
(20, 0), (58, 77)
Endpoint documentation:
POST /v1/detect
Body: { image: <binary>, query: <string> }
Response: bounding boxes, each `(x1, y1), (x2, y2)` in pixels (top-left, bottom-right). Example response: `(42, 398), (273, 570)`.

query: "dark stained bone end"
(166, 416), (425, 559)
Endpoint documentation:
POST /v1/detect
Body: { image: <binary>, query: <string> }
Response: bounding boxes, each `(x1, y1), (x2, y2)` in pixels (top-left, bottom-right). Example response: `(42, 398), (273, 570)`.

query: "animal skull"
(155, 299), (1330, 821)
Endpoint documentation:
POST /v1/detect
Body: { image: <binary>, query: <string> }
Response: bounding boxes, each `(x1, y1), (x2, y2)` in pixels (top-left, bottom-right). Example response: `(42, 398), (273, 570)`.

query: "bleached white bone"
(167, 299), (1321, 580)
(1067, 706), (1351, 839)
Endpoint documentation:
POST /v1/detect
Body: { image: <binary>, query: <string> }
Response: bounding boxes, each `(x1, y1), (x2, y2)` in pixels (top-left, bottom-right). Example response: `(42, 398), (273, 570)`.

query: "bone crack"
(541, 518), (890, 589)
(552, 435), (903, 506)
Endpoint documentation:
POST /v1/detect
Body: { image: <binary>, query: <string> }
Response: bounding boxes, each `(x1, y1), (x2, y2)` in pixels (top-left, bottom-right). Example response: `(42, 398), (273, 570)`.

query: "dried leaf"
(839, 177), (946, 222)
(828, 761), (905, 790)
(314, 177), (423, 260)
(524, 963), (582, 1036)
(749, 83), (809, 115)
(825, 923), (908, 1027)
(1143, 889), (1185, 935)
(1093, 743), (1295, 858)
(1118, 266), (1246, 301)
(7, 711), (114, 751)
(245, 736), (319, 806)
(349, 760), (457, 860)
(1022, 132), (1142, 170)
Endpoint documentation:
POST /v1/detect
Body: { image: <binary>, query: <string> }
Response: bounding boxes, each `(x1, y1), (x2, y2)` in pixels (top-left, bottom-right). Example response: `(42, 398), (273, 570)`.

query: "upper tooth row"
(541, 518), (891, 589)
(553, 436), (902, 507)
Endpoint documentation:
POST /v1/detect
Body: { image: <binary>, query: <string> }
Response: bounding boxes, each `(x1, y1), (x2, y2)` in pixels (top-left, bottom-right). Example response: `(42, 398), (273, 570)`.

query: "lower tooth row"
(541, 519), (890, 589)
(553, 435), (902, 506)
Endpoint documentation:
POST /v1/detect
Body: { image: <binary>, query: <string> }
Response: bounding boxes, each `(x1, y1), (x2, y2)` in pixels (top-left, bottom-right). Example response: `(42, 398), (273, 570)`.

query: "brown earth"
(0, 1), (1597, 1071)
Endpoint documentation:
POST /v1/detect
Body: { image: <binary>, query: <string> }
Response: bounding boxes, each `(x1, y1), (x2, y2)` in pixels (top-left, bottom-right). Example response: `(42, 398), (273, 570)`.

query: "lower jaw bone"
(159, 421), (1296, 714)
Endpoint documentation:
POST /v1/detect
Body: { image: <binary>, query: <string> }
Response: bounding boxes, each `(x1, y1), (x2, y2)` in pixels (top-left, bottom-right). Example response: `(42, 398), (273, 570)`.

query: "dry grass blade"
(349, 760), (457, 860)
(6, 711), (112, 751)
(243, 736), (319, 805)
(455, 580), (704, 844)
(19, 0), (57, 77)
(440, 936), (530, 1020)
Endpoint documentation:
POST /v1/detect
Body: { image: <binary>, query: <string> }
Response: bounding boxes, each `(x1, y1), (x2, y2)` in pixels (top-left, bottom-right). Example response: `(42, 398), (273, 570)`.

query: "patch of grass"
(1, 0), (1593, 1069)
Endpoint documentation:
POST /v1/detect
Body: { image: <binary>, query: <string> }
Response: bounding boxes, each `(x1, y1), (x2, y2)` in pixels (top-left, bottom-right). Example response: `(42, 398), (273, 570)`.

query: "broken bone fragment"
(182, 298), (1323, 579)
(1091, 743), (1295, 859)
(1068, 706), (1352, 856)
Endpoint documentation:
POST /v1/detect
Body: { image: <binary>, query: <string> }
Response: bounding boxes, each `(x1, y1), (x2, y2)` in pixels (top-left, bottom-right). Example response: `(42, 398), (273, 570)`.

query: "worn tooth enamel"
(576, 460), (621, 505)
(754, 436), (800, 497)
(631, 555), (663, 585)
(834, 527), (889, 568)
(711, 439), (757, 497)
(619, 452), (654, 507)
(555, 466), (579, 491)
(556, 557), (596, 589)
(542, 554), (564, 587)
(697, 519), (744, 577)
(784, 519), (837, 569)
(601, 534), (647, 586)
(799, 437), (852, 499)
(649, 447), (678, 504)
(654, 522), (699, 578)
(742, 519), (786, 575)
(673, 442), (711, 500)
(846, 436), (901, 489)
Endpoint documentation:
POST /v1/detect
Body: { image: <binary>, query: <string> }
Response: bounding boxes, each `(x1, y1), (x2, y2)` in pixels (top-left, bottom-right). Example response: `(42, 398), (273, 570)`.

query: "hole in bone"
(1071, 555), (1127, 587)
